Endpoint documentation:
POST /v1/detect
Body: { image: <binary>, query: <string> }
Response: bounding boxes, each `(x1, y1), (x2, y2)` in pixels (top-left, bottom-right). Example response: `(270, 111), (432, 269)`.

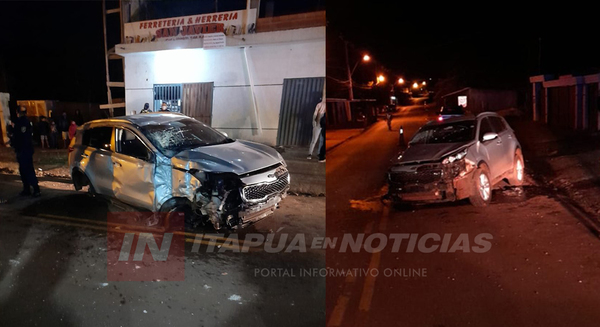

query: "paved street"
(326, 106), (600, 326)
(0, 176), (325, 327)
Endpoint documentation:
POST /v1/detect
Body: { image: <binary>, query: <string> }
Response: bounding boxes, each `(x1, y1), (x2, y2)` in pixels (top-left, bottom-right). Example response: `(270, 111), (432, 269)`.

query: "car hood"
(172, 140), (283, 175)
(399, 142), (471, 164)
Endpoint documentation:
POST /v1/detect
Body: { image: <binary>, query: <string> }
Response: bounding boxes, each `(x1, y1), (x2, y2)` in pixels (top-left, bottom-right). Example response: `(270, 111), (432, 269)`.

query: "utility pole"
(344, 40), (354, 101)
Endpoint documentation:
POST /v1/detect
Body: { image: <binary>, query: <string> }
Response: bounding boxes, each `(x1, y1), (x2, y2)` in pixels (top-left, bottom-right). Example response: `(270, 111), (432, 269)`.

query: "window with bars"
(153, 84), (182, 113)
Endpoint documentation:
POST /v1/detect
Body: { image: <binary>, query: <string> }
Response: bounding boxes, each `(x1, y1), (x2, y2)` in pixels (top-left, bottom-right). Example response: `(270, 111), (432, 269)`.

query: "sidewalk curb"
(326, 122), (376, 153)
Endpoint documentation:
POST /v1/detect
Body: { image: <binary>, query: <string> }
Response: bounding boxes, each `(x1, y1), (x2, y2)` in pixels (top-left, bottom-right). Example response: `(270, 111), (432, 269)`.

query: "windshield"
(139, 117), (231, 157)
(410, 120), (475, 144)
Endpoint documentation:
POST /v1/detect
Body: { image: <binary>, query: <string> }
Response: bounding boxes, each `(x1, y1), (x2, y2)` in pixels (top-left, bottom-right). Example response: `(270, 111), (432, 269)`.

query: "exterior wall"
(256, 11), (325, 33)
(469, 89), (518, 114)
(529, 74), (600, 131)
(122, 28), (325, 145)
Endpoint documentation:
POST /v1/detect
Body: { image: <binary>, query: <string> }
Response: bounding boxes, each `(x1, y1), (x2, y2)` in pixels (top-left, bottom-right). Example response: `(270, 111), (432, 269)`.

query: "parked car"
(68, 113), (290, 230)
(437, 105), (465, 121)
(387, 112), (524, 207)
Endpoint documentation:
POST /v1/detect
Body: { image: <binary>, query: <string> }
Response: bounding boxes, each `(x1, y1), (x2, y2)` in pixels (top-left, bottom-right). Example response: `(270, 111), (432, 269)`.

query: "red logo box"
(107, 212), (185, 281)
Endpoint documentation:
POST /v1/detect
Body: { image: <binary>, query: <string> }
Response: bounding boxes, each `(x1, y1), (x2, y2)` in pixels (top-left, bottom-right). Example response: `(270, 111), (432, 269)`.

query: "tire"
(508, 149), (524, 186)
(159, 199), (194, 231)
(469, 164), (492, 207)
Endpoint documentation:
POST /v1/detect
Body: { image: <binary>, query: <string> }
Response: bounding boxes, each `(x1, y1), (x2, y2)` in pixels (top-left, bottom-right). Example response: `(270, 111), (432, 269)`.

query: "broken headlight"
(442, 148), (470, 178)
(442, 148), (468, 165)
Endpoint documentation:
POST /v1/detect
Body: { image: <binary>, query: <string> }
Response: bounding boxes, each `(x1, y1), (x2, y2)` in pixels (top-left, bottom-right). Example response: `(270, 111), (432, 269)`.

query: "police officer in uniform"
(13, 107), (40, 197)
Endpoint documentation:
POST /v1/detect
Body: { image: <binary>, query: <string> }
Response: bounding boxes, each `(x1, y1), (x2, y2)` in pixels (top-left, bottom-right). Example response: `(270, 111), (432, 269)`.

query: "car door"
(111, 127), (155, 210)
(83, 126), (115, 196)
(477, 117), (505, 181)
(488, 116), (513, 176)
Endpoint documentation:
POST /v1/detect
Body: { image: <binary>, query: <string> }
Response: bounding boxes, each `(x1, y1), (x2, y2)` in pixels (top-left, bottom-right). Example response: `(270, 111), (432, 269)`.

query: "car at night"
(437, 105), (465, 121)
(68, 113), (290, 230)
(387, 112), (524, 207)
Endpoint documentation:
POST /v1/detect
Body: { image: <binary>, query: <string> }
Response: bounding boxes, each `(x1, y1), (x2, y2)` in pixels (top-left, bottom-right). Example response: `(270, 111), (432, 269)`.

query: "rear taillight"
(437, 116), (443, 121)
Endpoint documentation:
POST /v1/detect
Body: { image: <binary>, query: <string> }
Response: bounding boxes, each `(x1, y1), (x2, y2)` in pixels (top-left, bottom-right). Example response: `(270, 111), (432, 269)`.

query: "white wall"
(123, 30), (325, 145)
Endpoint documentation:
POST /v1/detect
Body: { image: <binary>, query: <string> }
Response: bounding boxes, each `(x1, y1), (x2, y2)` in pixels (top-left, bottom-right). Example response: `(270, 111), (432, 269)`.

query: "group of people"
(2, 108), (86, 201)
(140, 102), (171, 114)
(34, 110), (82, 149)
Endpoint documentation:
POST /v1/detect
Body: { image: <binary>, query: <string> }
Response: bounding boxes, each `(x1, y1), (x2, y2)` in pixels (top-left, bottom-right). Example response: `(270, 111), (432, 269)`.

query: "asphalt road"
(0, 176), (325, 327)
(326, 106), (600, 326)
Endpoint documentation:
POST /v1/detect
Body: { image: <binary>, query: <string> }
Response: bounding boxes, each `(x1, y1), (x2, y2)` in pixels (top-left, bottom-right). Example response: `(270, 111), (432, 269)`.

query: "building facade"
(114, 1), (325, 146)
(530, 74), (600, 131)
(441, 87), (519, 115)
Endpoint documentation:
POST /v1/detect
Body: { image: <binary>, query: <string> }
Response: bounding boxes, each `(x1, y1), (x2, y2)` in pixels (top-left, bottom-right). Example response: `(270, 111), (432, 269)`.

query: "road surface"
(0, 175), (325, 327)
(326, 105), (600, 326)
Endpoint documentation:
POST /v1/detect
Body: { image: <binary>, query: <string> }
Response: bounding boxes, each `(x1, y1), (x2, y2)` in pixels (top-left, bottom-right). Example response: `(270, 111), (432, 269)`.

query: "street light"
(344, 41), (372, 101)
(398, 78), (404, 84)
(412, 82), (419, 89)
(422, 81), (427, 86)
(377, 75), (385, 83)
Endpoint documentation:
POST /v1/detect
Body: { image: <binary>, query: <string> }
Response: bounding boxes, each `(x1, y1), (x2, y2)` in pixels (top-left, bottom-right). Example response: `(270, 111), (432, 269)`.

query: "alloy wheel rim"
(479, 173), (490, 201)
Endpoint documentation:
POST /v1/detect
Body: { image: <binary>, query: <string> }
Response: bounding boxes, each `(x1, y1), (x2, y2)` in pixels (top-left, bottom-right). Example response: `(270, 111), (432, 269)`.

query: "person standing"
(68, 120), (77, 141)
(57, 112), (69, 148)
(308, 98), (326, 159)
(38, 116), (50, 148)
(159, 102), (170, 112)
(13, 107), (40, 197)
(318, 110), (326, 163)
(49, 120), (59, 149)
(140, 103), (151, 113)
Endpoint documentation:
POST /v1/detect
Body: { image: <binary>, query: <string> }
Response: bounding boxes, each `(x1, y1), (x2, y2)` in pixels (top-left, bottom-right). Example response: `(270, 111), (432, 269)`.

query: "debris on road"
(228, 294), (242, 301)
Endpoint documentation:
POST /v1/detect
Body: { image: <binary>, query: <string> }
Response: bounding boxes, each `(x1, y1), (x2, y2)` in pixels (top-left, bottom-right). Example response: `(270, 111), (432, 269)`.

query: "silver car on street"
(68, 113), (290, 229)
(388, 112), (524, 206)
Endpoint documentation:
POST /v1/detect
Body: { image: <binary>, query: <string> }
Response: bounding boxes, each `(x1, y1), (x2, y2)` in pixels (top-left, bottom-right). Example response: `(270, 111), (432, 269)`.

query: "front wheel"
(508, 149), (524, 186)
(159, 200), (195, 231)
(469, 164), (492, 207)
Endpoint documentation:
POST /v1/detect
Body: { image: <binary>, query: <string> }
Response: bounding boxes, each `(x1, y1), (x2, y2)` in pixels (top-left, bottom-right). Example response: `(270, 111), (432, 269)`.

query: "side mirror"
(482, 132), (498, 142)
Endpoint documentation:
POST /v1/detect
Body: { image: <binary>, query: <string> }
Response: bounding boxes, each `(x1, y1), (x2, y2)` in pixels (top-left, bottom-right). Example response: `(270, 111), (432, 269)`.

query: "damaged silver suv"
(387, 112), (524, 207)
(68, 113), (289, 229)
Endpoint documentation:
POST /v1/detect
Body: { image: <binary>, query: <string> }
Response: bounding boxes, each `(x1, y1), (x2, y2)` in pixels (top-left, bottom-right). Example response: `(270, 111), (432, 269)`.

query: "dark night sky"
(327, 3), (600, 93)
(0, 1), (107, 105)
(0, 0), (325, 109)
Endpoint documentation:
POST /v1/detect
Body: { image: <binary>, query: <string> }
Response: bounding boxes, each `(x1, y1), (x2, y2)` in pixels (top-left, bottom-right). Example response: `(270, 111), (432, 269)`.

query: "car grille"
(242, 170), (289, 202)
(389, 168), (442, 185)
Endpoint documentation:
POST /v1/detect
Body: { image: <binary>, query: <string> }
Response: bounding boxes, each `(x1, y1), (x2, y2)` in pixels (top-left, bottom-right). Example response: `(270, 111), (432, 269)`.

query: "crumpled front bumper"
(387, 161), (474, 203)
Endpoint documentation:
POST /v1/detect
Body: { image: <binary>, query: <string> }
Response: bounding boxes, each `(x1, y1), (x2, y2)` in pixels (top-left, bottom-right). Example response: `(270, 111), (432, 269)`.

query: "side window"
(82, 127), (113, 151)
(479, 117), (494, 142)
(117, 129), (151, 161)
(489, 116), (507, 134)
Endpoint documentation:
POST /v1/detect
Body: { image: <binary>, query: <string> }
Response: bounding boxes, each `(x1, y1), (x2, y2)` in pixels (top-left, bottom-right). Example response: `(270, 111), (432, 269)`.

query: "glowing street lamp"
(412, 82), (419, 89)
(345, 40), (372, 100)
(377, 75), (385, 83)
(398, 78), (404, 84)
(422, 81), (427, 86)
